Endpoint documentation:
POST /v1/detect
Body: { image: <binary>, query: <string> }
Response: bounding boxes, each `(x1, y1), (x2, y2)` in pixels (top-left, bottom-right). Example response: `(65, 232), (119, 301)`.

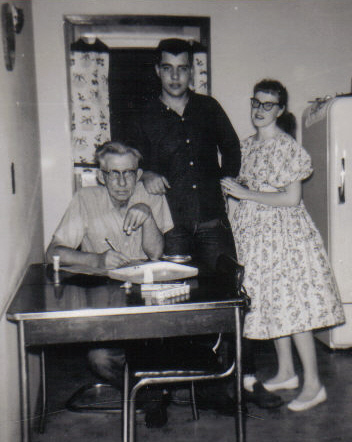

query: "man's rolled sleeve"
(50, 192), (86, 249)
(147, 193), (174, 234)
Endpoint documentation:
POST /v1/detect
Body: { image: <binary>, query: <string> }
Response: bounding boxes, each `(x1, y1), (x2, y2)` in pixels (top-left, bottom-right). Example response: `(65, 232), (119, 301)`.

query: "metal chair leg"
(123, 363), (129, 442)
(190, 381), (199, 421)
(39, 349), (47, 434)
(128, 383), (139, 442)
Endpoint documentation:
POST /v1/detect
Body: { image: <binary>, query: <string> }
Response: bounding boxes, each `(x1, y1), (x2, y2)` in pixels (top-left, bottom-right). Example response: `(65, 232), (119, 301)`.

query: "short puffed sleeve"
(236, 136), (254, 186)
(274, 135), (313, 186)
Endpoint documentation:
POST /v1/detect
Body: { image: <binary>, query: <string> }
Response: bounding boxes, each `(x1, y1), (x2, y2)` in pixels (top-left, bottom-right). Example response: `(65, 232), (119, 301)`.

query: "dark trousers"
(164, 218), (237, 276)
(163, 218), (255, 376)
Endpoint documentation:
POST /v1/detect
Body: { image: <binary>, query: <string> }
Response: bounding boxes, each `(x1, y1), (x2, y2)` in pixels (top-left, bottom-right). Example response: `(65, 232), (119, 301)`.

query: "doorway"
(64, 14), (210, 185)
(109, 48), (159, 140)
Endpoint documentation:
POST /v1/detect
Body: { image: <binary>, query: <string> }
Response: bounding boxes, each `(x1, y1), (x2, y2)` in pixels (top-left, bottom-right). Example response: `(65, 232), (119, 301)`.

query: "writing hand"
(99, 249), (130, 269)
(143, 171), (170, 195)
(123, 203), (151, 236)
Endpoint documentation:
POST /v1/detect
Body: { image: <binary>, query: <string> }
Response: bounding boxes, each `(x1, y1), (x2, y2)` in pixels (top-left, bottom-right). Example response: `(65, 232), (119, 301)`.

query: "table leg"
(234, 307), (245, 442)
(19, 321), (30, 442)
(39, 349), (47, 433)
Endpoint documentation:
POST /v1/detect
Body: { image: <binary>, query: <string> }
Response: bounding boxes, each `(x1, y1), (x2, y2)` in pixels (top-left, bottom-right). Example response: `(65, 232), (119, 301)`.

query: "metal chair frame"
(126, 360), (236, 442)
(123, 253), (250, 442)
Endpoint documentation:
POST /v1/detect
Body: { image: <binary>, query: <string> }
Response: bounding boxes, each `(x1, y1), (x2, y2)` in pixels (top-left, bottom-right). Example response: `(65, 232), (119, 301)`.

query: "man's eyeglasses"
(250, 97), (280, 111)
(102, 169), (137, 181)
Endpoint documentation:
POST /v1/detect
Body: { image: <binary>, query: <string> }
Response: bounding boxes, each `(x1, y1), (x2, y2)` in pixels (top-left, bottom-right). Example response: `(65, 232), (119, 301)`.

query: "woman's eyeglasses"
(102, 169), (137, 181)
(250, 97), (280, 111)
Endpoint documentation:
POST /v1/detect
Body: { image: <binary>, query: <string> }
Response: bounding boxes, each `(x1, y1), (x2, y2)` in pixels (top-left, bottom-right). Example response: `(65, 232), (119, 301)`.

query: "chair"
(124, 254), (249, 442)
(66, 383), (124, 414)
(37, 350), (127, 435)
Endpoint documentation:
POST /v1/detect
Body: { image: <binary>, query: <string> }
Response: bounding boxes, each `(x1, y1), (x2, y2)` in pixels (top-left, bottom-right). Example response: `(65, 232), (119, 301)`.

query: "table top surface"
(7, 264), (246, 321)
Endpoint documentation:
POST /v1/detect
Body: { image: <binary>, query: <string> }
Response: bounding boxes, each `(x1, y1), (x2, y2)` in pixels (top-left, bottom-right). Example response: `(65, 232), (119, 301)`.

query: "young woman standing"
(221, 79), (345, 411)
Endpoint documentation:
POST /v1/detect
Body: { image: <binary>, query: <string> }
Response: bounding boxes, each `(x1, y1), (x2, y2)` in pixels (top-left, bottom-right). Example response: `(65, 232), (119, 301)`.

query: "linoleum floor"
(32, 339), (352, 442)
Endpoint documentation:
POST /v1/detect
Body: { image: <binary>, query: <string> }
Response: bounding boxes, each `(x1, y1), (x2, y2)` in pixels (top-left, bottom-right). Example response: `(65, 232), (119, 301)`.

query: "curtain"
(69, 39), (208, 166)
(69, 38), (111, 165)
(192, 51), (208, 95)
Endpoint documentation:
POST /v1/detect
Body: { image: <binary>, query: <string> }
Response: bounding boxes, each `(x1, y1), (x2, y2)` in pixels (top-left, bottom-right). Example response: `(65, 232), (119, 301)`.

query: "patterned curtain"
(69, 38), (111, 165)
(192, 51), (208, 95)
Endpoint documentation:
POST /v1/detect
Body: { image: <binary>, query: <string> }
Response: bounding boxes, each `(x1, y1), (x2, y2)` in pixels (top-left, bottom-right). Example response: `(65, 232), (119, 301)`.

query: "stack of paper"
(141, 282), (190, 305)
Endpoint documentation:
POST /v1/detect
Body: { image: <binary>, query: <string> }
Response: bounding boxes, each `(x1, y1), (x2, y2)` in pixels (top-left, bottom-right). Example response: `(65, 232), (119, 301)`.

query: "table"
(7, 263), (248, 442)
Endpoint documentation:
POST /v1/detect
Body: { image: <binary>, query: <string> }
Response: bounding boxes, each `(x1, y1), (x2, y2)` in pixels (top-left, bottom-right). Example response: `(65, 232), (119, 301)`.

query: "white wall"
(31, 0), (352, 248)
(0, 1), (349, 439)
(0, 1), (43, 440)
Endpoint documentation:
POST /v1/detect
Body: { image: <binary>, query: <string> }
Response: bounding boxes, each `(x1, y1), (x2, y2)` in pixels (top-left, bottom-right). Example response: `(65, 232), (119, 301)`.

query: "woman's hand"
(221, 178), (302, 207)
(221, 177), (250, 200)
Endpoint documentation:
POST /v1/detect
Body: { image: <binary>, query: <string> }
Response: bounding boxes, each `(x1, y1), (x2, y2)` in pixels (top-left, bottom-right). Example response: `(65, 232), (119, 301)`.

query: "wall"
(31, 0), (352, 248)
(0, 1), (349, 439)
(0, 0), (43, 440)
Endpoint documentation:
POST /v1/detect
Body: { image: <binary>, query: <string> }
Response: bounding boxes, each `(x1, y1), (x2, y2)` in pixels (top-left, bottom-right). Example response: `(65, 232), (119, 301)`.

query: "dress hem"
(244, 319), (345, 340)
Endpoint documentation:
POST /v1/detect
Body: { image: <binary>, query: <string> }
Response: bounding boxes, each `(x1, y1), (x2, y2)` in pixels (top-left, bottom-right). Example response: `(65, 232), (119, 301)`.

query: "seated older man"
(47, 140), (173, 269)
(47, 141), (174, 427)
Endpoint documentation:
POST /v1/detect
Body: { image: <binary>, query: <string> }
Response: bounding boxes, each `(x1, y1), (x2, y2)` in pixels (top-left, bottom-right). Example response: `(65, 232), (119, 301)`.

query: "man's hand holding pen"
(100, 238), (130, 269)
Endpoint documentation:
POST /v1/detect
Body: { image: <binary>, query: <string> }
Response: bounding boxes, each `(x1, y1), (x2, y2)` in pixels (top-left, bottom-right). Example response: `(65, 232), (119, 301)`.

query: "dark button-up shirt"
(125, 91), (241, 225)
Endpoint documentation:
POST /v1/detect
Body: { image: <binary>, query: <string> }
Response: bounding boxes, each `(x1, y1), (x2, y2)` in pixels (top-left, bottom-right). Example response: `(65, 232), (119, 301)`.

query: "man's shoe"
(245, 381), (284, 409)
(145, 404), (168, 428)
(144, 392), (169, 428)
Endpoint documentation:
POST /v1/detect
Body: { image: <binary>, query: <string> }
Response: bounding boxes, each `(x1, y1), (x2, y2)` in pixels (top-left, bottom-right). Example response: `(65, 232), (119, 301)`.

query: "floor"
(31, 339), (352, 442)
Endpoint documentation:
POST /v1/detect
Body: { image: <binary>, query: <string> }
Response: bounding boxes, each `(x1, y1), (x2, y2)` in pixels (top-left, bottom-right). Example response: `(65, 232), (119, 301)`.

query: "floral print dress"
(230, 132), (345, 339)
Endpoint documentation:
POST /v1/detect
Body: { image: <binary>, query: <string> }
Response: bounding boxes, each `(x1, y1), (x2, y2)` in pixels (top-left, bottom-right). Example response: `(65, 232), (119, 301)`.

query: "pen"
(105, 237), (119, 252)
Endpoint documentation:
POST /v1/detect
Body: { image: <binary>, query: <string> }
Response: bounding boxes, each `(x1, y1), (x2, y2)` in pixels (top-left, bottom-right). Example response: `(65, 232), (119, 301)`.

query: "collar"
(157, 89), (195, 115)
(105, 181), (145, 213)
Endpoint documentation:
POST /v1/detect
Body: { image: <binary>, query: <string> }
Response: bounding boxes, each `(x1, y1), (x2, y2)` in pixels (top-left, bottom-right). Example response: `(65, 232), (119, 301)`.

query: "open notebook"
(107, 261), (198, 284)
(60, 260), (198, 284)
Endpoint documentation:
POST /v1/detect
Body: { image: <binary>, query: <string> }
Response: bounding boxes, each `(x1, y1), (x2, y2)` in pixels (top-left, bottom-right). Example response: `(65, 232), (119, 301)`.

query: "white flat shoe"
(243, 375), (257, 392)
(263, 375), (299, 392)
(287, 386), (327, 412)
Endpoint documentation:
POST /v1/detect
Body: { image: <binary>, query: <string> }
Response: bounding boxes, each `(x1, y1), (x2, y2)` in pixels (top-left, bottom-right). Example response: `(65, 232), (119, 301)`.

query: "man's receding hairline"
(95, 141), (142, 167)
(99, 151), (139, 167)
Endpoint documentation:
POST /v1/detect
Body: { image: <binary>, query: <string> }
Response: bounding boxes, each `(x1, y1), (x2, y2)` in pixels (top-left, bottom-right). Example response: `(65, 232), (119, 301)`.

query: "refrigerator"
(302, 95), (352, 349)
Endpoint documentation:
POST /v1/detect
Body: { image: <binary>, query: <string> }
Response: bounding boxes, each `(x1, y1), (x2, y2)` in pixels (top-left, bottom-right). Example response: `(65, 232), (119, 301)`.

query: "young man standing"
(123, 39), (282, 410)
(125, 38), (240, 274)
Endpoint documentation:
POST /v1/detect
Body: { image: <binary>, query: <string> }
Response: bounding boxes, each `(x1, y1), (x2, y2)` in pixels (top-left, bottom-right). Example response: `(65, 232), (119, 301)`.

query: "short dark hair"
(253, 79), (288, 108)
(155, 38), (193, 65)
(253, 79), (297, 138)
(95, 141), (143, 166)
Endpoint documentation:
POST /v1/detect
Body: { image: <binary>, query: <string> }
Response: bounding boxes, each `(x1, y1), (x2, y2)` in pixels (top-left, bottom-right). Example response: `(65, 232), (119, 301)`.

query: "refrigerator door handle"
(338, 157), (345, 204)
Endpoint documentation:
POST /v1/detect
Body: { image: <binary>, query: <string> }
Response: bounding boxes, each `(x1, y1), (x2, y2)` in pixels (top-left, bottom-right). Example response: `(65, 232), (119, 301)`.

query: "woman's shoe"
(287, 386), (327, 412)
(263, 375), (299, 392)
